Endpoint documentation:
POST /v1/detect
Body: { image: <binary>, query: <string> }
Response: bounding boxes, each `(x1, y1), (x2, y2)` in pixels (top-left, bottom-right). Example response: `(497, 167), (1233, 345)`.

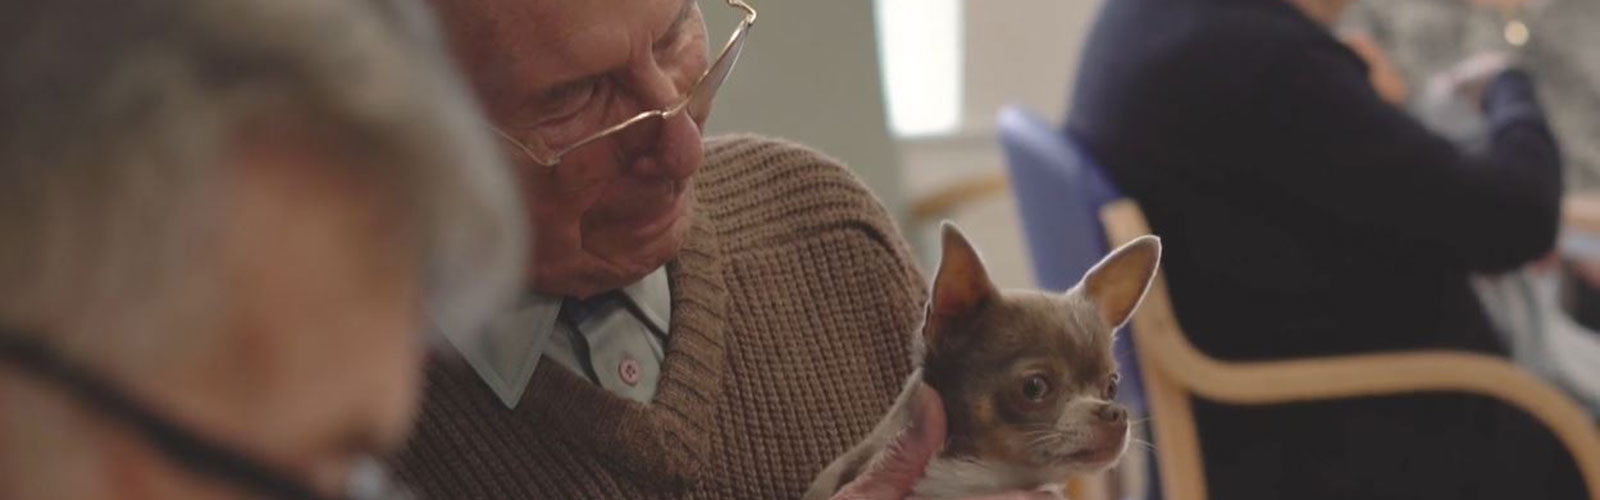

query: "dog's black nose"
(1096, 403), (1128, 424)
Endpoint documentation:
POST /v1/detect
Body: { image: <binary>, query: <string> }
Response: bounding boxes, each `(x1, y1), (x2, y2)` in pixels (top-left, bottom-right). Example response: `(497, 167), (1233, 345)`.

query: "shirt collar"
(441, 267), (671, 408)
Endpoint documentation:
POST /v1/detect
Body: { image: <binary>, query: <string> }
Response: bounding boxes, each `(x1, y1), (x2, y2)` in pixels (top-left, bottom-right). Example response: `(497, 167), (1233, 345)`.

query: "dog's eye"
(1104, 373), (1121, 400)
(1021, 375), (1051, 402)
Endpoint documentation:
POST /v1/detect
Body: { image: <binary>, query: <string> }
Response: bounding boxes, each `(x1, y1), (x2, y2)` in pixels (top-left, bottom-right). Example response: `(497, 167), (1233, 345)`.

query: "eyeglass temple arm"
(726, 0), (758, 23)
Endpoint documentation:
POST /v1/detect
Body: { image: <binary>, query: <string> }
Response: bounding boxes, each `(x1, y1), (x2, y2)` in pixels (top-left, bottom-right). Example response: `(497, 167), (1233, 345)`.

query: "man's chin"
(541, 212), (689, 294)
(607, 183), (693, 243)
(606, 212), (691, 273)
(593, 191), (692, 252)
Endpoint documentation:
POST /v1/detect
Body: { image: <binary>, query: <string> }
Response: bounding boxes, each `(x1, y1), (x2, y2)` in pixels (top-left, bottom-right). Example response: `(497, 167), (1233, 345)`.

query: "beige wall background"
(701, 1), (905, 223)
(704, 0), (1109, 288)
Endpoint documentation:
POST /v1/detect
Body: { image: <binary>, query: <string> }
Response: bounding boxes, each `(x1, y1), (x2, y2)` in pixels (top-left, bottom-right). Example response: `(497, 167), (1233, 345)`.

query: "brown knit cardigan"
(391, 134), (929, 499)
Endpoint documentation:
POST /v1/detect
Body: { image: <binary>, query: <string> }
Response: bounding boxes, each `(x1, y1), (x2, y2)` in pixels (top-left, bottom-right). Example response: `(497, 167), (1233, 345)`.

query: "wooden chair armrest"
(909, 171), (1010, 224)
(1148, 336), (1600, 499)
(1101, 199), (1600, 500)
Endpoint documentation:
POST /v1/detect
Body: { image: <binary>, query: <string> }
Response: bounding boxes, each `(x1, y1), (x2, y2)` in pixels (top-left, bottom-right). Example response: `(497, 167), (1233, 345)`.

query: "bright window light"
(875, 0), (963, 137)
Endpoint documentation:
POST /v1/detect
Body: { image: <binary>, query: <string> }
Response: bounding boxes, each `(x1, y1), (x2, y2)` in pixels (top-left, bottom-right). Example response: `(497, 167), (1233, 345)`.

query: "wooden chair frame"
(1099, 199), (1600, 500)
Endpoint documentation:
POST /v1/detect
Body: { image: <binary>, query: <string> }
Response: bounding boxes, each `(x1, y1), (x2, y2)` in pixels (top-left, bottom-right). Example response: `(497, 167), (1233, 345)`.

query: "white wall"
(701, 0), (1109, 288)
(701, 1), (906, 225)
(901, 0), (1108, 288)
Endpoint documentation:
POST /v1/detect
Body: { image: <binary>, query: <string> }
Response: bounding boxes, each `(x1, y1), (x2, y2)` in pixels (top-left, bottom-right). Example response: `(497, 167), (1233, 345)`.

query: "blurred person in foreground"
(1068, 0), (1583, 495)
(0, 0), (525, 499)
(387, 1), (1050, 499)
(1340, 0), (1600, 414)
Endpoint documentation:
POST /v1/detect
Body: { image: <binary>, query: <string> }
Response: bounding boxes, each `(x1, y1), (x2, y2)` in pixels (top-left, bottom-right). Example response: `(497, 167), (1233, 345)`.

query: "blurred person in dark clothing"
(1340, 0), (1600, 414)
(1067, 0), (1583, 495)
(0, 0), (524, 498)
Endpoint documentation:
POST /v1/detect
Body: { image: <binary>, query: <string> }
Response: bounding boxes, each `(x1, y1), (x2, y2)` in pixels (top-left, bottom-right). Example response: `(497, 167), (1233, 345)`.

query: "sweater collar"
(517, 198), (731, 490)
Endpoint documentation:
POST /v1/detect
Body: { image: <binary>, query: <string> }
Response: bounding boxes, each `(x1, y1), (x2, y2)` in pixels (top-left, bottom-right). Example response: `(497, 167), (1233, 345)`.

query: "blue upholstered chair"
(998, 106), (1159, 500)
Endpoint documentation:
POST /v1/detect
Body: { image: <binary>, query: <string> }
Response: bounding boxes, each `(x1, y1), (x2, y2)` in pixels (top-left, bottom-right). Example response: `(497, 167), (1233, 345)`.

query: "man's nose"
(614, 66), (703, 180)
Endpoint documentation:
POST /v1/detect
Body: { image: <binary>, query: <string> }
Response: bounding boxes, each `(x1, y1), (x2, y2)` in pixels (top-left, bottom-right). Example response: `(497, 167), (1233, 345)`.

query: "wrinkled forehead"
(435, 0), (693, 85)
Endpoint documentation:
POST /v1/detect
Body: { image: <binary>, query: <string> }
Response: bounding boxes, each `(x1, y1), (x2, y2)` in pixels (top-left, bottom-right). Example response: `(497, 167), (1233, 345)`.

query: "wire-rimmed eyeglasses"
(492, 0), (757, 168)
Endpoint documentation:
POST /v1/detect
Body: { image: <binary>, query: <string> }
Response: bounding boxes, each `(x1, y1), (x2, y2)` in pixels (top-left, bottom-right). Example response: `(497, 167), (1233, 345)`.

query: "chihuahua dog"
(803, 223), (1161, 499)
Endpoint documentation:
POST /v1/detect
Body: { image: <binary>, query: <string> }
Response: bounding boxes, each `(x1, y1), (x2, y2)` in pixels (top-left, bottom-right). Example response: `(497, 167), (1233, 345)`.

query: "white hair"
(0, 0), (525, 368)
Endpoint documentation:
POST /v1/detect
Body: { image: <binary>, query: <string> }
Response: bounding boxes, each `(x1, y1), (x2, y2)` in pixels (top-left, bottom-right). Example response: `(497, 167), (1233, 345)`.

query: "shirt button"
(619, 357), (642, 386)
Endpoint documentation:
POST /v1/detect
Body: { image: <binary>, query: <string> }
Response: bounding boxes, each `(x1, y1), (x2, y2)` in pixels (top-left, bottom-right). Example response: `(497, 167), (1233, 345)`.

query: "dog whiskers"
(1131, 438), (1156, 452)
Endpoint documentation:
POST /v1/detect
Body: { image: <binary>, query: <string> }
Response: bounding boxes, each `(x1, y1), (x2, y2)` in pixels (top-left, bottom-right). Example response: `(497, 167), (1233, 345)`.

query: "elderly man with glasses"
(390, 1), (1030, 499)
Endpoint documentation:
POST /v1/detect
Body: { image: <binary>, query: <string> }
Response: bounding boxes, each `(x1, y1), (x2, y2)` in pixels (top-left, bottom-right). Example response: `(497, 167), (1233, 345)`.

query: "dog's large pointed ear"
(1080, 235), (1161, 330)
(925, 222), (997, 344)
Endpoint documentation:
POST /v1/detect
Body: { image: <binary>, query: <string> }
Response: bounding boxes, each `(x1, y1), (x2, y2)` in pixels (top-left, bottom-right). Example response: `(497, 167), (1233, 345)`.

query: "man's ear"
(924, 222), (997, 347)
(1080, 235), (1161, 330)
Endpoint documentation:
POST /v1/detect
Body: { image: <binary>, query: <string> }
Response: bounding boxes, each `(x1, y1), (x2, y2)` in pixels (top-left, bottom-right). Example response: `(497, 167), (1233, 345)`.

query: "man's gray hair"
(0, 0), (525, 365)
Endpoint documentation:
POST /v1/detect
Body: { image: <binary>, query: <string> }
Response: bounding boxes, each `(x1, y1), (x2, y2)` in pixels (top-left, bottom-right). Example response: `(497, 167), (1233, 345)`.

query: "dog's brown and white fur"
(804, 223), (1161, 499)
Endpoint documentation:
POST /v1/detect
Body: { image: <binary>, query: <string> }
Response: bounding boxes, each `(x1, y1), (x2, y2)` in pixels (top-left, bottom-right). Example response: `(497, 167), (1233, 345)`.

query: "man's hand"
(1436, 51), (1516, 106)
(830, 383), (1064, 500)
